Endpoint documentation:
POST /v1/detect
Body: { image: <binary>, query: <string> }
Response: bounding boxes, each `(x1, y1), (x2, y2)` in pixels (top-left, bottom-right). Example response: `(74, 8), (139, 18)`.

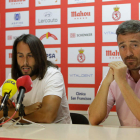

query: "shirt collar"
(126, 69), (140, 78)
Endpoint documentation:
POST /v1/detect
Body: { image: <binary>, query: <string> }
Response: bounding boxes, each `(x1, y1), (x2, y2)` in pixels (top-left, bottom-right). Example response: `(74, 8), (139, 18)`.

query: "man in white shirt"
(0, 34), (71, 124)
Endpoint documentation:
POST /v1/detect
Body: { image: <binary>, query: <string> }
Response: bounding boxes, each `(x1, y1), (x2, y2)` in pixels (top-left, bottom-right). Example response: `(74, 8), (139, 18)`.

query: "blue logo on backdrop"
(70, 74), (93, 77)
(104, 31), (115, 35)
(47, 53), (56, 58)
(12, 13), (23, 26)
(14, 13), (20, 20)
(74, 0), (86, 3)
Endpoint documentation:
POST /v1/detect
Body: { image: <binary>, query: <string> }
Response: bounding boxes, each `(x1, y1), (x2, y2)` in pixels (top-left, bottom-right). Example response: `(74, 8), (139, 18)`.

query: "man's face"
(117, 33), (140, 71)
(16, 41), (37, 80)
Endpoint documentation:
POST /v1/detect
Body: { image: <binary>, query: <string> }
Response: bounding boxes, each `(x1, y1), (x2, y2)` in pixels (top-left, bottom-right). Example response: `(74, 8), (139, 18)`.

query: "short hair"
(116, 20), (140, 37)
(12, 34), (58, 80)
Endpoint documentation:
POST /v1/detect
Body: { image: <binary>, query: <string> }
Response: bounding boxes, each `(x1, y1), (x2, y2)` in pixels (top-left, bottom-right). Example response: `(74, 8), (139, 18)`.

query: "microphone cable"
(0, 111), (17, 126)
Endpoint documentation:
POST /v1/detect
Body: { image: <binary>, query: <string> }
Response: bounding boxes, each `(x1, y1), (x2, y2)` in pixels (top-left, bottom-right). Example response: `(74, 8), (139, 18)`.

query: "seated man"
(0, 34), (71, 124)
(89, 20), (140, 126)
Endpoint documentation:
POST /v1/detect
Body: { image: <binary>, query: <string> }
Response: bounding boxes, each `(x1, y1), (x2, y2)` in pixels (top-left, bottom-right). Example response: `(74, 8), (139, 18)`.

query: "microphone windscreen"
(2, 79), (17, 99)
(16, 75), (33, 93)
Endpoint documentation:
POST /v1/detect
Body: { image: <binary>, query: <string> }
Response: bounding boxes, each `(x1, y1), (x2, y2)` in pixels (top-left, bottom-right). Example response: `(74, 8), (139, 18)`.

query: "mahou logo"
(112, 6), (121, 21)
(106, 50), (121, 59)
(68, 6), (94, 24)
(71, 11), (90, 19)
(9, 0), (26, 2)
(77, 48), (85, 63)
(102, 46), (122, 63)
(40, 32), (58, 40)
(6, 0), (29, 9)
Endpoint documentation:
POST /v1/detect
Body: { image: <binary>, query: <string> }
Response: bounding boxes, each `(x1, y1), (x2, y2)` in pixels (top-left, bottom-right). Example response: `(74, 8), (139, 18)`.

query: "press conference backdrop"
(0, 0), (138, 112)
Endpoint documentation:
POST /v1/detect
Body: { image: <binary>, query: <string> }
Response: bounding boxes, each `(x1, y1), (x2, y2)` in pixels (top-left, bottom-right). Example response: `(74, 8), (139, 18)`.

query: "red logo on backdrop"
(7, 35), (12, 40)
(9, 53), (12, 58)
(9, 0), (26, 3)
(40, 32), (58, 40)
(112, 6), (121, 21)
(77, 48), (85, 63)
(38, 0), (58, 4)
(106, 50), (120, 59)
(70, 33), (76, 38)
(71, 11), (90, 19)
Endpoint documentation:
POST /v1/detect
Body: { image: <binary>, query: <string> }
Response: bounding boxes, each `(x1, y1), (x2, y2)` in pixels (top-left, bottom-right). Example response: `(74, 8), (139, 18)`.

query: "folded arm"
(23, 95), (61, 123)
(0, 95), (61, 123)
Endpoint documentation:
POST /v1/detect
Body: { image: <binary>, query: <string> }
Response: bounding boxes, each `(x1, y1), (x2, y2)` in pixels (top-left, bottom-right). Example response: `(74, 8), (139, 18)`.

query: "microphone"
(0, 79), (17, 110)
(15, 75), (33, 111)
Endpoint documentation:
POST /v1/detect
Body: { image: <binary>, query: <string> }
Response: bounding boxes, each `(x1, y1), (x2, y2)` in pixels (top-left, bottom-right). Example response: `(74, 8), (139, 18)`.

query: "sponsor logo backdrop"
(0, 0), (138, 112)
(6, 30), (29, 46)
(6, 0), (29, 9)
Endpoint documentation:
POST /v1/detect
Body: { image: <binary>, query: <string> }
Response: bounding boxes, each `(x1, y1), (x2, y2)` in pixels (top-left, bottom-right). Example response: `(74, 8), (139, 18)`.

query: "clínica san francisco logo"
(77, 48), (85, 63)
(112, 6), (121, 21)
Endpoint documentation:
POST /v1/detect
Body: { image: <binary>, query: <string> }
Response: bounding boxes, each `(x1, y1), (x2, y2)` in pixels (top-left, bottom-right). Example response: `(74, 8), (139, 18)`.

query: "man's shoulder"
(46, 67), (60, 75)
(42, 67), (61, 80)
(47, 66), (59, 71)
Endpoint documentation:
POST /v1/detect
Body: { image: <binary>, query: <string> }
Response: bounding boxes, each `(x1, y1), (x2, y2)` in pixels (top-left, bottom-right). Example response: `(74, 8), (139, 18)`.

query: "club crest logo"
(77, 48), (85, 63)
(112, 6), (121, 21)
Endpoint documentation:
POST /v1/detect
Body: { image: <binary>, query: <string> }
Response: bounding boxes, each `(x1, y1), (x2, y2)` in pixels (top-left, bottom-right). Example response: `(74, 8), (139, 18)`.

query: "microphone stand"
(11, 103), (45, 128)
(0, 99), (16, 124)
(9, 87), (44, 128)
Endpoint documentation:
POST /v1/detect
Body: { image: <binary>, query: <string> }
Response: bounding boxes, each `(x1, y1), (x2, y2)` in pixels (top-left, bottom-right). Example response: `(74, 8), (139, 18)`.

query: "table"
(0, 122), (140, 140)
